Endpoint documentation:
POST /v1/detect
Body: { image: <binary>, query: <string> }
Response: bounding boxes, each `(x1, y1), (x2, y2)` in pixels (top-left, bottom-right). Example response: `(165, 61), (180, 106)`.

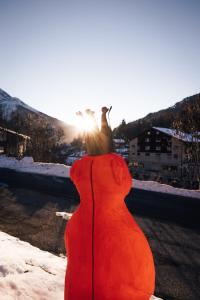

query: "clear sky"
(0, 0), (199, 128)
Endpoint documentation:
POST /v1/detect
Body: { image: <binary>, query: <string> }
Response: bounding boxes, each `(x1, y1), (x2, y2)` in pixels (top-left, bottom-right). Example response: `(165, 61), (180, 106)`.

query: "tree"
(172, 99), (200, 189)
(114, 119), (128, 141)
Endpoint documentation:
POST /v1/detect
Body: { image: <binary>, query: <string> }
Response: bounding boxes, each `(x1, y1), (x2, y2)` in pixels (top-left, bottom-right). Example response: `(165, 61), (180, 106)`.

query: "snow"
(133, 178), (200, 198)
(0, 230), (66, 300)
(113, 138), (126, 144)
(115, 147), (129, 153)
(1, 154), (200, 199)
(0, 126), (30, 139)
(152, 126), (200, 143)
(0, 230), (163, 300)
(0, 89), (41, 121)
(0, 154), (71, 178)
(56, 211), (73, 220)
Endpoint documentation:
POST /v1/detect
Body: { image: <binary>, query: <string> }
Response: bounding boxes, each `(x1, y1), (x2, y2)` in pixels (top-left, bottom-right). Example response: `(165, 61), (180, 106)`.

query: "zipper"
(90, 160), (95, 300)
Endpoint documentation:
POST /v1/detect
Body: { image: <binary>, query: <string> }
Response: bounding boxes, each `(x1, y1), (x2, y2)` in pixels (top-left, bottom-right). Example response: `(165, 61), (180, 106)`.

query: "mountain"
(0, 88), (75, 143)
(114, 93), (200, 140)
(0, 89), (42, 121)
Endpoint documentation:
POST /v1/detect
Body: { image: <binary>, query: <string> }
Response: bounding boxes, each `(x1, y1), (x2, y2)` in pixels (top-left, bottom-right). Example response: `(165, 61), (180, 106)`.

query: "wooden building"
(0, 126), (31, 159)
(129, 126), (200, 184)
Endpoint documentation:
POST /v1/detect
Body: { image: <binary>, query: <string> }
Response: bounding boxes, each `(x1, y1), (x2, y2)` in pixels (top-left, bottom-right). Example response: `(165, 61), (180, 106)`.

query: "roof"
(0, 126), (31, 139)
(152, 126), (200, 143)
(113, 138), (126, 144)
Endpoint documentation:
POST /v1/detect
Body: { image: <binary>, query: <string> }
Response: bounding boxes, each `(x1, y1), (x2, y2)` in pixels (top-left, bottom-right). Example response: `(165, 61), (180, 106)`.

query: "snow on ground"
(56, 211), (73, 220)
(133, 178), (200, 199)
(0, 154), (71, 178)
(0, 231), (66, 300)
(0, 231), (163, 300)
(0, 154), (200, 199)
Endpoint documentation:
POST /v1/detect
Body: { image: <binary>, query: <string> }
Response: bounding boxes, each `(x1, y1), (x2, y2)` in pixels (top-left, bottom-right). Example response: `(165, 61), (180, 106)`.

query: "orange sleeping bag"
(64, 153), (155, 300)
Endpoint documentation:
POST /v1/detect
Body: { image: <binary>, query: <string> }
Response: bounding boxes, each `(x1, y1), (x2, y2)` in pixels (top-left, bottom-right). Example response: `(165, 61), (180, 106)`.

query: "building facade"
(129, 126), (199, 183)
(0, 126), (31, 159)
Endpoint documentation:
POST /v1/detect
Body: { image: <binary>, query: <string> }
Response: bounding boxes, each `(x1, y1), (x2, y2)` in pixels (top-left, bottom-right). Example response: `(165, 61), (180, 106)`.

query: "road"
(0, 182), (199, 300)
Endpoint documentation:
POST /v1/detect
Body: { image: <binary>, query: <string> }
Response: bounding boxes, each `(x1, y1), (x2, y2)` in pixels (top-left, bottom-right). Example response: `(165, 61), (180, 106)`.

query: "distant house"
(113, 138), (129, 162)
(0, 126), (31, 159)
(129, 126), (200, 182)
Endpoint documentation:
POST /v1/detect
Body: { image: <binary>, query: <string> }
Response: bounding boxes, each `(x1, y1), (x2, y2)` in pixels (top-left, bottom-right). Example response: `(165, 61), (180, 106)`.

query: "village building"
(129, 126), (200, 185)
(0, 126), (31, 159)
(113, 138), (129, 162)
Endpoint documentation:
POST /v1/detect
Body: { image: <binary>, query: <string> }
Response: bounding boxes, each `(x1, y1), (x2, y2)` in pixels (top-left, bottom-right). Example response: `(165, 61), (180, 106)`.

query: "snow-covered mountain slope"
(0, 88), (45, 121)
(0, 231), (163, 300)
(0, 88), (76, 143)
(0, 154), (200, 199)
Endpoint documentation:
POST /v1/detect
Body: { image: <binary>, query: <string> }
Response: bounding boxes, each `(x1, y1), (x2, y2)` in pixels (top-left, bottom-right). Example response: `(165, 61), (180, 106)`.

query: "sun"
(74, 111), (98, 133)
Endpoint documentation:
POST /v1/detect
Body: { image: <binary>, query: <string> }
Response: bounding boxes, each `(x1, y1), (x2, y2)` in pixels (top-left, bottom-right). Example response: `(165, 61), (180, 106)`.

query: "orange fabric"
(64, 153), (155, 300)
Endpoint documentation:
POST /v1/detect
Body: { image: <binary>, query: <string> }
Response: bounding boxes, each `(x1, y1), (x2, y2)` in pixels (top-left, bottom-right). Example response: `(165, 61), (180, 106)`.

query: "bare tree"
(172, 99), (200, 189)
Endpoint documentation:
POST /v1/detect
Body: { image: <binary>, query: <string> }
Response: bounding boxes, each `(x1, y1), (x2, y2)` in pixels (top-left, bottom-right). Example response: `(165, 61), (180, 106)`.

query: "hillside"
(0, 88), (75, 143)
(114, 93), (200, 140)
(0, 88), (77, 162)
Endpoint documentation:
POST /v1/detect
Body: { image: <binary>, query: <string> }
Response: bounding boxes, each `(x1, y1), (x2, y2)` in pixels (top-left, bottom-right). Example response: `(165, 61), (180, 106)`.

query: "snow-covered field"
(0, 154), (200, 199)
(0, 231), (163, 300)
(0, 231), (66, 300)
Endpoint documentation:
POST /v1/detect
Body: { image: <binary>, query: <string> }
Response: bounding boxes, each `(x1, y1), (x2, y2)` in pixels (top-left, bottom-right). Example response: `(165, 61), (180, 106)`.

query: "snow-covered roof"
(0, 126), (31, 139)
(152, 126), (200, 143)
(113, 138), (126, 144)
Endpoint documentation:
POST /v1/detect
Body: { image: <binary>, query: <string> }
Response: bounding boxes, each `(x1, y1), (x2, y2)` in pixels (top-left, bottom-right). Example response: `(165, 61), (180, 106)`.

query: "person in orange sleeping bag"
(64, 107), (155, 300)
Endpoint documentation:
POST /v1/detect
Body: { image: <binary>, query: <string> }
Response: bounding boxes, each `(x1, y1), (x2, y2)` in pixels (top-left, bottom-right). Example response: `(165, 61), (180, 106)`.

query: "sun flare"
(75, 111), (97, 133)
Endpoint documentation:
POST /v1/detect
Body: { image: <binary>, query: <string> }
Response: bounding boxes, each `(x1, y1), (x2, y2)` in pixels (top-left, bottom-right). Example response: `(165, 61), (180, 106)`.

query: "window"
(156, 131), (160, 134)
(156, 139), (161, 142)
(174, 154), (178, 159)
(132, 145), (135, 148)
(145, 145), (150, 150)
(145, 152), (150, 156)
(147, 131), (151, 135)
(167, 146), (171, 151)
(137, 152), (140, 156)
(156, 146), (161, 150)
(132, 152), (135, 155)
(0, 147), (4, 154)
(145, 138), (150, 142)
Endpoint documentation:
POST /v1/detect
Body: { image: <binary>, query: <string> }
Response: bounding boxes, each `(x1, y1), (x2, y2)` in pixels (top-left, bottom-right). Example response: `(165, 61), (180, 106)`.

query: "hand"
(101, 107), (109, 113)
(85, 109), (95, 116)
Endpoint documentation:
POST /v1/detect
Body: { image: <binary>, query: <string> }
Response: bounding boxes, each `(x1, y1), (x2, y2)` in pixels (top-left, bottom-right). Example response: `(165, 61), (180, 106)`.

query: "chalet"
(129, 126), (200, 183)
(0, 126), (31, 159)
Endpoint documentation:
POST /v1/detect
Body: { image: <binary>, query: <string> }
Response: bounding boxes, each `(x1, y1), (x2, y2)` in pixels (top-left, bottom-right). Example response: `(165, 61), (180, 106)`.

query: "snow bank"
(133, 178), (200, 199)
(0, 154), (71, 178)
(0, 154), (199, 199)
(0, 231), (66, 300)
(0, 231), (163, 300)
